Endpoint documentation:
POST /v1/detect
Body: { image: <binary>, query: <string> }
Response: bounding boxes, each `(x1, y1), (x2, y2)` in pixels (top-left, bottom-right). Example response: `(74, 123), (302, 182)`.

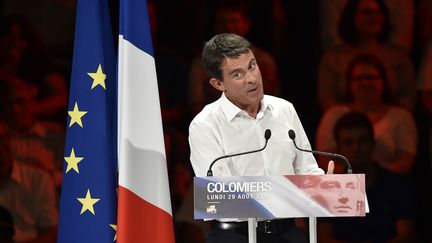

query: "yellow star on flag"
(88, 64), (107, 89)
(64, 148), (83, 174)
(109, 224), (117, 241)
(68, 102), (87, 128)
(77, 189), (100, 215)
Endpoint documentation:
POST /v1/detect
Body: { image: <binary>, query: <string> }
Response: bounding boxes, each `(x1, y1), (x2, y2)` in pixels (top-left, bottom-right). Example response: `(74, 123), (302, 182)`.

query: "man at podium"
(188, 33), (325, 243)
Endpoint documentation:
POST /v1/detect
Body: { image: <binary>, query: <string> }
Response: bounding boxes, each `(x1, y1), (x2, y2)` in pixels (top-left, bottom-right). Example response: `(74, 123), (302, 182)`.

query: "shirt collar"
(220, 93), (272, 121)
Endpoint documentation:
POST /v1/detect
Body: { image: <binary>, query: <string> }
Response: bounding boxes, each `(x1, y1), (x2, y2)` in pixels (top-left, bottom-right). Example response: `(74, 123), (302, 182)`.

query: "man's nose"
(338, 197), (349, 204)
(245, 71), (256, 83)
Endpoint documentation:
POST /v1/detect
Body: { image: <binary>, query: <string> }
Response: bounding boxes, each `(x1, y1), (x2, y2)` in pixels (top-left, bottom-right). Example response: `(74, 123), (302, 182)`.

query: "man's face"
(318, 175), (361, 216)
(337, 127), (374, 172)
(215, 10), (251, 37)
(213, 50), (264, 111)
(355, 0), (384, 37)
(349, 63), (384, 104)
(7, 87), (37, 130)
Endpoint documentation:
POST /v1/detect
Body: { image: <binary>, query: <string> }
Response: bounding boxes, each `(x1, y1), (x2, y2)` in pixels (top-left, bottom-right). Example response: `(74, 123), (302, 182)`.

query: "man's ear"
(209, 78), (225, 92)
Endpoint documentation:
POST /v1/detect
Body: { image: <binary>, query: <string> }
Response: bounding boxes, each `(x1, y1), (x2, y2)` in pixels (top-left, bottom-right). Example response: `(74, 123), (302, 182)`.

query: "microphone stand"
(206, 129), (271, 243)
(288, 129), (353, 243)
(288, 130), (353, 174)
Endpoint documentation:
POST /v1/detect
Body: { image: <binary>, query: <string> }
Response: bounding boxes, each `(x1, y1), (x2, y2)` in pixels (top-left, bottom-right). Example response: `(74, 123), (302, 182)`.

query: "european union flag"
(57, 0), (118, 242)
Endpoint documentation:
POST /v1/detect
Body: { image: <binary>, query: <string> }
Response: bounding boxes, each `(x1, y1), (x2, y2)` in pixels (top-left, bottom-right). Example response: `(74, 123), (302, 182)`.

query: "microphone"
(288, 129), (353, 174)
(207, 129), (272, 176)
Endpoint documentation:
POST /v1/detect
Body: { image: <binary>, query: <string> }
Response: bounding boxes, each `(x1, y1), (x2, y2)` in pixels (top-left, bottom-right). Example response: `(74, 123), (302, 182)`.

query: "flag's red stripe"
(117, 186), (175, 243)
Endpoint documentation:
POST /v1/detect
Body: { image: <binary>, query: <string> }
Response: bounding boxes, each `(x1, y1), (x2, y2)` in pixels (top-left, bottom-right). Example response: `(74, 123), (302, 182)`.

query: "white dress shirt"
(189, 93), (324, 177)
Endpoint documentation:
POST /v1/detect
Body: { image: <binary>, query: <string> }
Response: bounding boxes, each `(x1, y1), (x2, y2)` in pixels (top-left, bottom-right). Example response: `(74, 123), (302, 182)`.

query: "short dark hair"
(334, 112), (374, 143)
(202, 33), (251, 81)
(345, 54), (394, 103)
(338, 0), (392, 45)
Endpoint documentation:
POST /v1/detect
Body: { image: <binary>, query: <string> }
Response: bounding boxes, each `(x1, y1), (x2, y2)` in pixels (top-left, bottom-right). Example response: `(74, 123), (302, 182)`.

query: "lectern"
(194, 174), (366, 243)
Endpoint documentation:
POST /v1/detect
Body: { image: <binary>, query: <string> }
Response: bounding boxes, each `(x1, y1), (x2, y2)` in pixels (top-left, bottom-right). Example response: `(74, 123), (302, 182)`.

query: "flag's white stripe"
(118, 35), (172, 215)
(118, 35), (165, 156)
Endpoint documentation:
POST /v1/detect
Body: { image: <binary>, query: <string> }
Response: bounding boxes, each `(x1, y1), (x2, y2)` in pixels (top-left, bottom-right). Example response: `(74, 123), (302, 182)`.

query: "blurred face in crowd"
(210, 50), (263, 114)
(0, 23), (27, 65)
(215, 9), (251, 37)
(6, 82), (37, 131)
(350, 63), (384, 104)
(337, 127), (375, 173)
(355, 0), (384, 38)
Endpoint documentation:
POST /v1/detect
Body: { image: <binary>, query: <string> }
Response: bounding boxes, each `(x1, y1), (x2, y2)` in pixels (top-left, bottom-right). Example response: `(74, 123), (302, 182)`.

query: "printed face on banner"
(292, 175), (365, 216)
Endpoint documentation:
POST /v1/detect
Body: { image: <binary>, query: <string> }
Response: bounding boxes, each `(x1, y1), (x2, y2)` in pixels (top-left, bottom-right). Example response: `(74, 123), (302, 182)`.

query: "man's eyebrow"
(320, 180), (340, 186)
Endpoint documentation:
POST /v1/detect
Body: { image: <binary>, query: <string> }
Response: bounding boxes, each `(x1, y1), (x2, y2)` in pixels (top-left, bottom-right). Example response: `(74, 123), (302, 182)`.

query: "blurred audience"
(0, 15), (68, 123)
(0, 123), (58, 242)
(188, 0), (280, 115)
(415, 0), (432, 50)
(0, 80), (65, 188)
(148, 0), (190, 131)
(316, 54), (417, 175)
(320, 0), (414, 51)
(317, 0), (416, 111)
(317, 112), (416, 242)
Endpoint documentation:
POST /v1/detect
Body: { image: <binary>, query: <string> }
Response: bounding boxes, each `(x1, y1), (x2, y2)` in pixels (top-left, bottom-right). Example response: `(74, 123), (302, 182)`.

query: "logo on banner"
(206, 205), (217, 214)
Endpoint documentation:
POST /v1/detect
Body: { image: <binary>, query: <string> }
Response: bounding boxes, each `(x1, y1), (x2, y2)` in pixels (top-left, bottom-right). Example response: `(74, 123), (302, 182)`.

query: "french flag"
(117, 0), (175, 242)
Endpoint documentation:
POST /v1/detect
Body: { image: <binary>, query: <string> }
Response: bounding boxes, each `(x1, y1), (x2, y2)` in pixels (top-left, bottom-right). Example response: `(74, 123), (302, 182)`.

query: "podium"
(194, 174), (366, 243)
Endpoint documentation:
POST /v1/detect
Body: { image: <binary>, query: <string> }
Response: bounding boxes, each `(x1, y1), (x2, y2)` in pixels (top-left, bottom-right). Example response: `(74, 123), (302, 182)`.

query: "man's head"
(294, 174), (365, 216)
(0, 80), (38, 131)
(202, 33), (251, 81)
(316, 174), (365, 216)
(213, 2), (251, 37)
(202, 33), (263, 113)
(334, 112), (375, 173)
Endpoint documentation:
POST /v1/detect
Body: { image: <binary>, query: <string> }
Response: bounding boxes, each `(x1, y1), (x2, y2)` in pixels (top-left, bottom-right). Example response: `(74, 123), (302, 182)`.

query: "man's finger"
(327, 160), (334, 174)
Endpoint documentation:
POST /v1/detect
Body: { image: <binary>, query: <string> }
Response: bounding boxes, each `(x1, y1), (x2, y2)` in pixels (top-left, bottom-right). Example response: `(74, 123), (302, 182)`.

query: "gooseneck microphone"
(288, 129), (353, 174)
(207, 129), (272, 176)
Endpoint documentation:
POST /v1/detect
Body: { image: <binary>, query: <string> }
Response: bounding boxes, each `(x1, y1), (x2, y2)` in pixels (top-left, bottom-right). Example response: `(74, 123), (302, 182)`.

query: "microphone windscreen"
(288, 129), (296, 140)
(264, 129), (271, 140)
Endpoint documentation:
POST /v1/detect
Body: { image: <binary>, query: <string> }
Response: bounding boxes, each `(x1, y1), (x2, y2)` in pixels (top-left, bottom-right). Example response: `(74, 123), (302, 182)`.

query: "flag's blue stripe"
(119, 0), (154, 56)
(57, 0), (117, 242)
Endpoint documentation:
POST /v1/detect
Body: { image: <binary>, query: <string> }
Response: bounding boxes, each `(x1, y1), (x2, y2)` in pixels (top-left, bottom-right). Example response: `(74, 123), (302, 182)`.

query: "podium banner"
(194, 174), (366, 219)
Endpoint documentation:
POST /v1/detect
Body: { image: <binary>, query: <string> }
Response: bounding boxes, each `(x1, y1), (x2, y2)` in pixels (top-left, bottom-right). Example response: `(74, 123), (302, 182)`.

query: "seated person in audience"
(320, 0), (414, 51)
(317, 0), (416, 111)
(316, 54), (417, 175)
(0, 123), (58, 243)
(317, 112), (416, 242)
(0, 80), (65, 188)
(0, 15), (68, 122)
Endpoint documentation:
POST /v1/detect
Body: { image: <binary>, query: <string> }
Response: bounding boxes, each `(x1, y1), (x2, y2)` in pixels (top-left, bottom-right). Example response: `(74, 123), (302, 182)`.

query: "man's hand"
(326, 160), (334, 174)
